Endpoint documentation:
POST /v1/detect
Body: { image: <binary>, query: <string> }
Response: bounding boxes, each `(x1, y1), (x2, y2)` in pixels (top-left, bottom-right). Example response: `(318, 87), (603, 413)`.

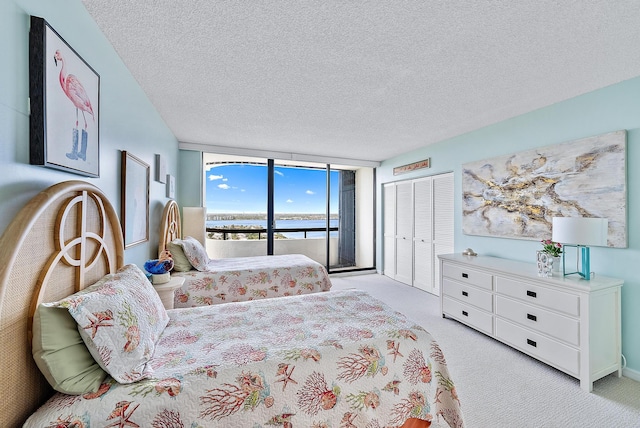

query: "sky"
(205, 163), (340, 214)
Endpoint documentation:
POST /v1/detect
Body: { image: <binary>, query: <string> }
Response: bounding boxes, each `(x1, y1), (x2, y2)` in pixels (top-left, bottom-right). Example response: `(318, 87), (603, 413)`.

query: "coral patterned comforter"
(171, 254), (332, 308)
(25, 290), (464, 428)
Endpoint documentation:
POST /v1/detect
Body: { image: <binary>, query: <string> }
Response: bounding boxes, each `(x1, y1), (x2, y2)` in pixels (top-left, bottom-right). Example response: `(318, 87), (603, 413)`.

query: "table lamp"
(551, 217), (608, 280)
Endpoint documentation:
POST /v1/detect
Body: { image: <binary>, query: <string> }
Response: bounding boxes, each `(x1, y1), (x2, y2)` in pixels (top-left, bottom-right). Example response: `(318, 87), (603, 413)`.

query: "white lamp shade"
(552, 217), (608, 246)
(182, 207), (206, 246)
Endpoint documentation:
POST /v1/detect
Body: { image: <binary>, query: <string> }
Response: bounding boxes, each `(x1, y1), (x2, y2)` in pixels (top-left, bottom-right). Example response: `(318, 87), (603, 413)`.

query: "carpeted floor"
(330, 273), (640, 428)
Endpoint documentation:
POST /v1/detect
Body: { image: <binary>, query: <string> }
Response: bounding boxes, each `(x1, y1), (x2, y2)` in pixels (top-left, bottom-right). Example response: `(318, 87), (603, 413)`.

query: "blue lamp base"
(562, 245), (591, 280)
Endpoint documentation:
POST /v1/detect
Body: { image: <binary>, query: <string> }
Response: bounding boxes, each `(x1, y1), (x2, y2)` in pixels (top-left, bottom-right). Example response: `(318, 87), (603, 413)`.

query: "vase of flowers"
(541, 239), (562, 272)
(536, 250), (552, 277)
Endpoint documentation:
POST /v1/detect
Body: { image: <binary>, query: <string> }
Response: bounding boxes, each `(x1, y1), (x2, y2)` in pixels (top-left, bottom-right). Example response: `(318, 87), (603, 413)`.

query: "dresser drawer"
(495, 318), (579, 376)
(442, 263), (493, 290)
(443, 296), (493, 335)
(495, 296), (579, 346)
(495, 277), (579, 317)
(443, 278), (493, 311)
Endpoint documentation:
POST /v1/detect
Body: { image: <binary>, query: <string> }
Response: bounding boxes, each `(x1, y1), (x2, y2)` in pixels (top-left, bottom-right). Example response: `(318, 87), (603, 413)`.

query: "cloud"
(274, 170), (284, 176)
(306, 190), (315, 195)
(209, 174), (224, 181)
(223, 178), (228, 181)
(218, 184), (230, 189)
(286, 199), (293, 203)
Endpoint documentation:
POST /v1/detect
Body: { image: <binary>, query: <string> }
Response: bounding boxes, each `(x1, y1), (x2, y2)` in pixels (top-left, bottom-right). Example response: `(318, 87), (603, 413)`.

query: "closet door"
(383, 183), (396, 278)
(394, 181), (413, 285)
(413, 177), (433, 292)
(432, 173), (454, 295)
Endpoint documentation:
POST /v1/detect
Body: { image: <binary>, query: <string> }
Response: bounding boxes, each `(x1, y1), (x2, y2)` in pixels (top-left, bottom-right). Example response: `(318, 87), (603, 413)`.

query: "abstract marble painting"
(462, 130), (626, 247)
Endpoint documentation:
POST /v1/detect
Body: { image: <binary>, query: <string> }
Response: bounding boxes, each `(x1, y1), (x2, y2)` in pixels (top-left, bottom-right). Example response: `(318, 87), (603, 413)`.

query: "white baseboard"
(623, 367), (640, 382)
(329, 269), (378, 278)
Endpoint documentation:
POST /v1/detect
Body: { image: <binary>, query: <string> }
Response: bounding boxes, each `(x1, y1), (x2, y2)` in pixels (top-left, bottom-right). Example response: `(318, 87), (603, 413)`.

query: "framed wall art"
(166, 174), (176, 199)
(461, 130), (627, 247)
(29, 16), (100, 177)
(121, 151), (149, 248)
(155, 154), (167, 183)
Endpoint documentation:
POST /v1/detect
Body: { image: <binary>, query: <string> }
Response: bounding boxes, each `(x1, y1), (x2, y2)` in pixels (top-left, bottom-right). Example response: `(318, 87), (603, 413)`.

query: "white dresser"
(439, 254), (623, 391)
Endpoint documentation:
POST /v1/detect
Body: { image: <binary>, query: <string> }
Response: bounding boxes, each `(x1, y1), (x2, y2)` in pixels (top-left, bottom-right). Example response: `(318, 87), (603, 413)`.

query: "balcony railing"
(206, 226), (339, 240)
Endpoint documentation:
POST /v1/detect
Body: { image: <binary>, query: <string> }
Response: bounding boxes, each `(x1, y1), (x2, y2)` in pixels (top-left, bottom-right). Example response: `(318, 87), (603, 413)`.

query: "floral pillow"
(173, 236), (210, 271)
(45, 264), (169, 383)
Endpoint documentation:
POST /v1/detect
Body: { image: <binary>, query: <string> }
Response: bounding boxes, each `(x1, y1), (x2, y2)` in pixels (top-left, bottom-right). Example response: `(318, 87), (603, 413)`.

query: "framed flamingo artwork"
(29, 16), (100, 177)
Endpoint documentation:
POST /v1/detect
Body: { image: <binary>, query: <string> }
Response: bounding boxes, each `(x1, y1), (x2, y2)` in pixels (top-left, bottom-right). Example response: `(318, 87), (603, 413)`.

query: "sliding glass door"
(203, 153), (374, 272)
(272, 162), (335, 267)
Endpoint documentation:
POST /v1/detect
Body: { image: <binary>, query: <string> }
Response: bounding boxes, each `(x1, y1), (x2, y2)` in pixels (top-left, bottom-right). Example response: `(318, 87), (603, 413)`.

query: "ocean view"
(206, 218), (339, 239)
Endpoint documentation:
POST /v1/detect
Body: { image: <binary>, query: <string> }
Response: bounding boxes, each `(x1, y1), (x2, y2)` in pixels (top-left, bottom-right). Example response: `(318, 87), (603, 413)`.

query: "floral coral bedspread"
(25, 290), (464, 428)
(171, 254), (332, 308)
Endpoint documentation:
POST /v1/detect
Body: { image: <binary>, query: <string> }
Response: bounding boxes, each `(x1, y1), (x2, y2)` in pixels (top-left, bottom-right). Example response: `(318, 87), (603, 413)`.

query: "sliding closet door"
(382, 172), (454, 295)
(383, 183), (396, 278)
(432, 173), (454, 295)
(394, 181), (413, 285)
(413, 177), (433, 292)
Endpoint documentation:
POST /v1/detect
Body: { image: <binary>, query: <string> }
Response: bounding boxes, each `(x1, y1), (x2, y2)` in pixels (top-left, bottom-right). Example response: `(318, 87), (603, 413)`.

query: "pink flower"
(541, 240), (563, 257)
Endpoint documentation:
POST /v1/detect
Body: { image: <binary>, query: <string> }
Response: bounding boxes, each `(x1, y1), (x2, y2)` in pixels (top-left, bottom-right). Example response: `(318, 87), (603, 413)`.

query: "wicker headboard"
(158, 199), (181, 256)
(0, 181), (124, 427)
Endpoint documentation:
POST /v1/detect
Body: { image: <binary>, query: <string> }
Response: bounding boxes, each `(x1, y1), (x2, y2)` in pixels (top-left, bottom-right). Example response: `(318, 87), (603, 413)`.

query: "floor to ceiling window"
(203, 153), (375, 272)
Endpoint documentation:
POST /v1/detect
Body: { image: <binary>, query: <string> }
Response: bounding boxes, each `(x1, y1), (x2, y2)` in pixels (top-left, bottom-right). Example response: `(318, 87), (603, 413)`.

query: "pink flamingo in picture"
(54, 49), (95, 161)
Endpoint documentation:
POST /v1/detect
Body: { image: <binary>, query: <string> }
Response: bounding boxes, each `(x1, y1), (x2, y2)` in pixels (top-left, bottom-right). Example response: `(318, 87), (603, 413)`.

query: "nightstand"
(153, 276), (185, 310)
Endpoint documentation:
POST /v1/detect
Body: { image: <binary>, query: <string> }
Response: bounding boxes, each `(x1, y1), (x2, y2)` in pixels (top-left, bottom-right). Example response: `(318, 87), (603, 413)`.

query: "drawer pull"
(527, 313), (537, 322)
(526, 290), (537, 298)
(462, 273), (469, 278)
(527, 339), (537, 347)
(462, 291), (468, 297)
(462, 310), (468, 317)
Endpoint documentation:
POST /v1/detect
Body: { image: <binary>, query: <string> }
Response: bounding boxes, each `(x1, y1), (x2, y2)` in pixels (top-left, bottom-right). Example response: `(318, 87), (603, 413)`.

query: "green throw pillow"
(32, 304), (107, 395)
(168, 241), (193, 272)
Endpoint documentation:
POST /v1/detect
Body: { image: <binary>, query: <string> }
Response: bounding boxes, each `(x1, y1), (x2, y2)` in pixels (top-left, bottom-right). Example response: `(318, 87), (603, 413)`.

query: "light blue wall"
(377, 76), (640, 377)
(1, 0), (180, 267)
(177, 149), (204, 209)
(5, 0), (637, 380)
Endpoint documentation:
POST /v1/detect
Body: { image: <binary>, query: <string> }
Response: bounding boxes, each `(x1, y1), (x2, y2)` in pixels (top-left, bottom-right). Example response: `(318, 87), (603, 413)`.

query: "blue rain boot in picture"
(78, 129), (88, 161)
(66, 128), (79, 160)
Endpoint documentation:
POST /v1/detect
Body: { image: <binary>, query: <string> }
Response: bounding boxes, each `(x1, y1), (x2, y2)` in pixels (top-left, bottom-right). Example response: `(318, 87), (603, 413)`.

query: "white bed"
(158, 200), (332, 308)
(0, 181), (464, 427)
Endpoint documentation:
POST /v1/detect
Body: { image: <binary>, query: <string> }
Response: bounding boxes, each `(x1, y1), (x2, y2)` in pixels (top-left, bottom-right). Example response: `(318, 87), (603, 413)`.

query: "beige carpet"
(330, 273), (640, 428)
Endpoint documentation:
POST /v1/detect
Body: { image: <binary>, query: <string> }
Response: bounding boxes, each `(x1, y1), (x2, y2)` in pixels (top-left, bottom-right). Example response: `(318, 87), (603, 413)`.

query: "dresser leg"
(580, 378), (593, 392)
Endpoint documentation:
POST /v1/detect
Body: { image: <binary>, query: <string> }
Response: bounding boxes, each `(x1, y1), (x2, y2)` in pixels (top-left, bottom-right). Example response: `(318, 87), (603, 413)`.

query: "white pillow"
(173, 236), (210, 271)
(46, 264), (169, 383)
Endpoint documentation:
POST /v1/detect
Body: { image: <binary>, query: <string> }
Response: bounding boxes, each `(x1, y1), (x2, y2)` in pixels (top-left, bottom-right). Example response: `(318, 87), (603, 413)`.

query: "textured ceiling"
(82, 0), (640, 163)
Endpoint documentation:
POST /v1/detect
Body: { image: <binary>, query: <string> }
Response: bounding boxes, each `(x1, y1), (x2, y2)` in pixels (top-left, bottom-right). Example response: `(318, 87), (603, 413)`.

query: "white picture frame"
(155, 154), (167, 183)
(121, 151), (149, 248)
(166, 174), (175, 199)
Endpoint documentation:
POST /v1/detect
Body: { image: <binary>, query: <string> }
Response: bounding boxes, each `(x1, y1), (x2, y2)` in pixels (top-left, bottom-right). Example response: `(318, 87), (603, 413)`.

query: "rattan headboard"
(0, 181), (124, 427)
(158, 199), (181, 255)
